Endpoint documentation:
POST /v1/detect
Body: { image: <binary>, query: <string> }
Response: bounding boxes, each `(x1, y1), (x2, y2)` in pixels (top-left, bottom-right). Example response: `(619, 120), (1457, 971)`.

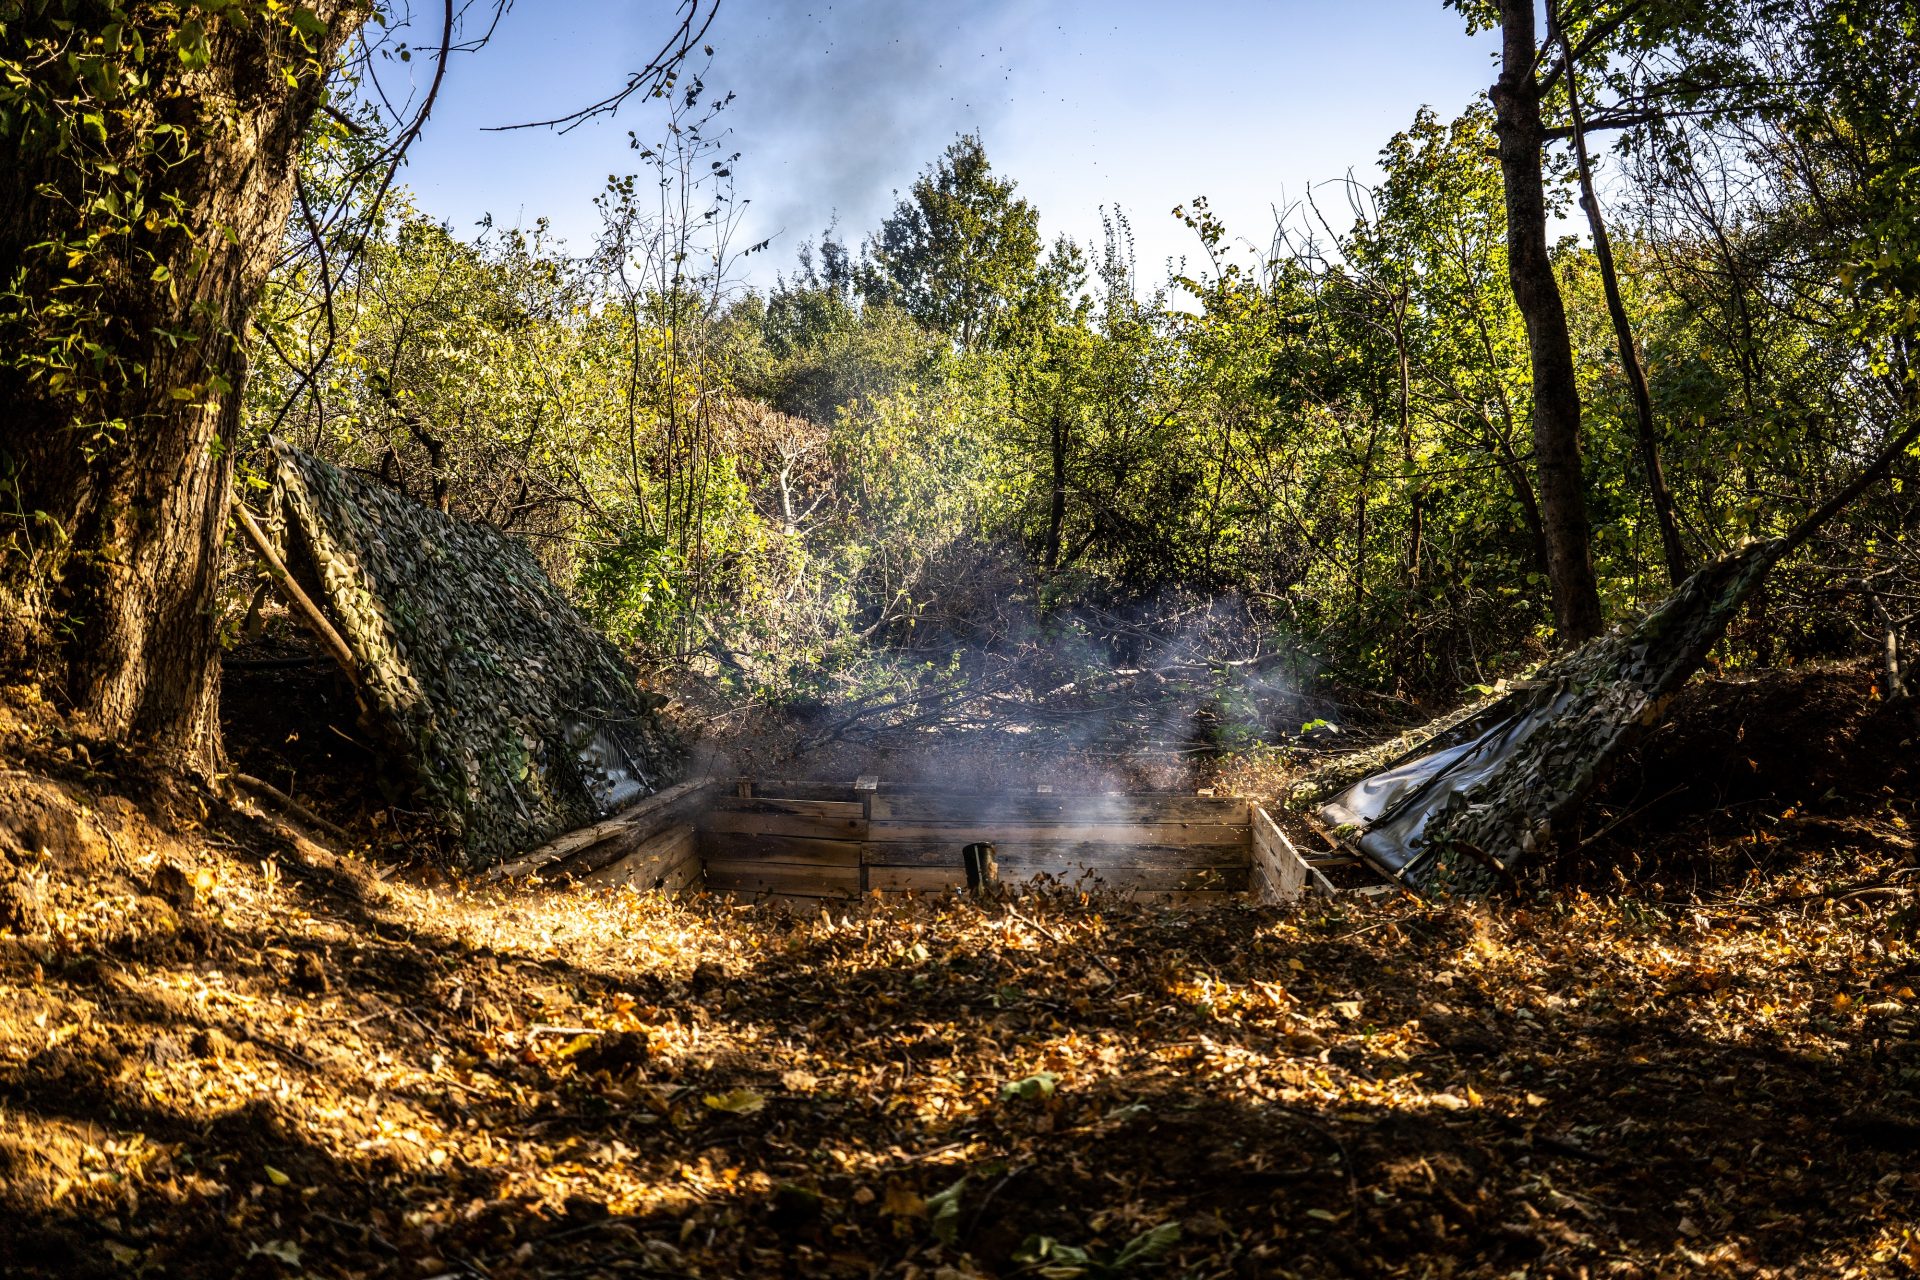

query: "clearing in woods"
(1, 666), (1916, 1278)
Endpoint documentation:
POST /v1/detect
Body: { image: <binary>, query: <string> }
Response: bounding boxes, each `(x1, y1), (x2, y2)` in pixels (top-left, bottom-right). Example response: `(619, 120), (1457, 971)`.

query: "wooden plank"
(725, 892), (846, 909)
(989, 861), (1249, 892)
(729, 779), (862, 801)
(700, 809), (868, 840)
(704, 861), (860, 898)
(860, 851), (1248, 892)
(549, 783), (721, 879)
(488, 776), (721, 880)
(880, 886), (1241, 907)
(866, 820), (1246, 848)
(864, 840), (1251, 869)
(866, 866), (966, 893)
(867, 793), (1250, 824)
(580, 825), (697, 889)
(697, 833), (863, 867)
(1132, 889), (1245, 908)
(1251, 806), (1333, 901)
(707, 796), (865, 818)
(659, 853), (703, 894)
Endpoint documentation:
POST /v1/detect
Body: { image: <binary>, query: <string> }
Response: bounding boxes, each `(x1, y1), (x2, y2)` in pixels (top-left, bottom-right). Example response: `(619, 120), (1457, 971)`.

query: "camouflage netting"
(1323, 540), (1787, 894)
(262, 440), (682, 868)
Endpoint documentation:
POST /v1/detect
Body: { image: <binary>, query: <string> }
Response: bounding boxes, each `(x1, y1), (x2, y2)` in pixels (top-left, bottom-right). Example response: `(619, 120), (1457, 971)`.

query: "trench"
(549, 777), (1355, 906)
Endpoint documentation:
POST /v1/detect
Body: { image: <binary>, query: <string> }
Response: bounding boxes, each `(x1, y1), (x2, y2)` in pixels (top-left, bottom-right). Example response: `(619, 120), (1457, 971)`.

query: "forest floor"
(2, 664), (1917, 1279)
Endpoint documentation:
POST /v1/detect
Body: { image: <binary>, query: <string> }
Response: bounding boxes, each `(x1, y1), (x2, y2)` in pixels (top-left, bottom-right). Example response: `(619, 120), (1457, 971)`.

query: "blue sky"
(388, 1), (1501, 289)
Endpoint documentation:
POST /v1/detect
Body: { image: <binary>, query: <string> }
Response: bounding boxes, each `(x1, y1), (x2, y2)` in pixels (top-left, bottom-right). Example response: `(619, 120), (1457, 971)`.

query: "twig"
(228, 772), (353, 845)
(233, 503), (362, 686)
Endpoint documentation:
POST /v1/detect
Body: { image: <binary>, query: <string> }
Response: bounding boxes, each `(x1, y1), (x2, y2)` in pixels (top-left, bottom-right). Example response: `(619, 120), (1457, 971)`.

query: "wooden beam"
(866, 820), (1247, 848)
(1251, 806), (1334, 901)
(488, 776), (720, 881)
(233, 503), (363, 686)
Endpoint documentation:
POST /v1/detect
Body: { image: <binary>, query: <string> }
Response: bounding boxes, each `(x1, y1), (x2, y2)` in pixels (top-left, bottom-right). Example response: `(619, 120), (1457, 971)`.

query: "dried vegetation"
(1, 668), (1917, 1279)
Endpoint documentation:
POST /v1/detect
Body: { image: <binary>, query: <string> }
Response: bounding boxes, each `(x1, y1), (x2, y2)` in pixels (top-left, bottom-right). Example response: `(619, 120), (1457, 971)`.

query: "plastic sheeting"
(1321, 688), (1573, 877)
(1318, 540), (1788, 893)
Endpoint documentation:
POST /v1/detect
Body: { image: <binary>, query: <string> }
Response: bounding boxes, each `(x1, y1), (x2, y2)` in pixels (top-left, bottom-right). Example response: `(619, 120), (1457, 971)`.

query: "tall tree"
(0, 2), (369, 767)
(867, 133), (1047, 352)
(1482, 0), (1607, 642)
(0, 1), (715, 772)
(1551, 3), (1689, 586)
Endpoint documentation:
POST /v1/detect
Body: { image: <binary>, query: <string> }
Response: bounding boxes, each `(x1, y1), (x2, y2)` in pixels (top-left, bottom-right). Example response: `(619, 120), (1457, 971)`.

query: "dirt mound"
(1560, 662), (1916, 891)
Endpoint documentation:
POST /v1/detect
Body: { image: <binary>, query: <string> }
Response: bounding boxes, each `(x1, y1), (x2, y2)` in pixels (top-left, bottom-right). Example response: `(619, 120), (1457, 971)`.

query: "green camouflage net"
(264, 441), (682, 868)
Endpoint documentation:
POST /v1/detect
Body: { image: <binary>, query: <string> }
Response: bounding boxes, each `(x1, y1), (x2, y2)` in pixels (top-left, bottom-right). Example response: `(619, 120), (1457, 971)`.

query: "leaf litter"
(1, 676), (1917, 1278)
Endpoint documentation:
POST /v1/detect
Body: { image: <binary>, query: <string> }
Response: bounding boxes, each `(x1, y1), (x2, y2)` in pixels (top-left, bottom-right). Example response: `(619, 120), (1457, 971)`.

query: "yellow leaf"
(264, 1165), (290, 1186)
(702, 1088), (766, 1114)
(880, 1182), (926, 1218)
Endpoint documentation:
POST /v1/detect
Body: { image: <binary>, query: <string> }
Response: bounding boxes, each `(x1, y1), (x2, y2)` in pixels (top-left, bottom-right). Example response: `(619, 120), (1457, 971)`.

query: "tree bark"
(1044, 404), (1068, 574)
(1394, 302), (1423, 589)
(1554, 8), (1689, 586)
(1491, 0), (1606, 643)
(0, 5), (366, 770)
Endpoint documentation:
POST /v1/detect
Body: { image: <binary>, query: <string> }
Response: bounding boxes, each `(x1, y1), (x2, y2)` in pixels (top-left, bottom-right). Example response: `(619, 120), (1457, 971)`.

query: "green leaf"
(289, 8), (329, 37)
(1112, 1220), (1181, 1268)
(1000, 1070), (1059, 1102)
(925, 1175), (968, 1244)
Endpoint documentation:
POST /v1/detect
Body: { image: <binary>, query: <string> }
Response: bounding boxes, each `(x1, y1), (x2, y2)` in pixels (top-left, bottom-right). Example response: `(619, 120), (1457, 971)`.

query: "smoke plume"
(708, 0), (1033, 259)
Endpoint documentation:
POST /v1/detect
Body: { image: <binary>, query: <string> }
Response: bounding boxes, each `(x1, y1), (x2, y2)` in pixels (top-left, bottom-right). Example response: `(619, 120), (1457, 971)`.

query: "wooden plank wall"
(493, 777), (720, 892)
(701, 796), (867, 899)
(698, 785), (1256, 906)
(1251, 805), (1334, 902)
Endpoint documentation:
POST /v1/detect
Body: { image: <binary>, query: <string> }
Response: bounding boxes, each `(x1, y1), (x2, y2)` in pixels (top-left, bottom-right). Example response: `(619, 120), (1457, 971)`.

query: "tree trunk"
(1491, 0), (1605, 643)
(1394, 303), (1423, 588)
(1554, 11), (1689, 586)
(1044, 404), (1068, 574)
(0, 6), (366, 771)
